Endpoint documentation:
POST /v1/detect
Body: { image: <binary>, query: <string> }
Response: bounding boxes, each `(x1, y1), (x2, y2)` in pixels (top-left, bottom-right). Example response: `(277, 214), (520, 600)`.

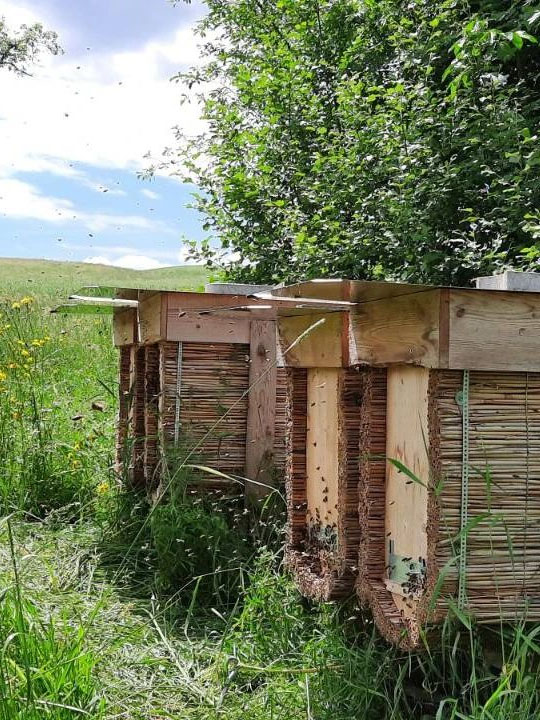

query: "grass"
(0, 258), (539, 718)
(0, 258), (209, 304)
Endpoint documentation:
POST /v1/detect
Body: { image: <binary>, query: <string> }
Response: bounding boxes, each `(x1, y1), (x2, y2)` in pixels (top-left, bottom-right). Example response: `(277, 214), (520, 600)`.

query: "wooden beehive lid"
(276, 279), (540, 373)
(274, 278), (433, 302)
(350, 285), (540, 372)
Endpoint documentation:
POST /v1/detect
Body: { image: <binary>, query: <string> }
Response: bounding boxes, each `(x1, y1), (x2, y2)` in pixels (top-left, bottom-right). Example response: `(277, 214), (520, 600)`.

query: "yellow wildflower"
(31, 339), (46, 347)
(20, 349), (31, 357)
(7, 363), (17, 369)
(96, 481), (109, 495)
(0, 370), (6, 382)
(11, 302), (21, 310)
(11, 411), (20, 420)
(20, 296), (34, 306)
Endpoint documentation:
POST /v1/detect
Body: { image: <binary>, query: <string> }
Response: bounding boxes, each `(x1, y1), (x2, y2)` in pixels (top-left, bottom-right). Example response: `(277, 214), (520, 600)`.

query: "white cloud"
(84, 253), (168, 270)
(0, 176), (165, 232)
(0, 1), (206, 180)
(0, 0), (43, 27)
(141, 188), (160, 200)
(0, 177), (73, 222)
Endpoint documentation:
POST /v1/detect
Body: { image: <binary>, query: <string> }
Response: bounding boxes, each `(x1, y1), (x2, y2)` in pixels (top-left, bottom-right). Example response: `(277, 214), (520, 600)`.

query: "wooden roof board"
(348, 287), (540, 372)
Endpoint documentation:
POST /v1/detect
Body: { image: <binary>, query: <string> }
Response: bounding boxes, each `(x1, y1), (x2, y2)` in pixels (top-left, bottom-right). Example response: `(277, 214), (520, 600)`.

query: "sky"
(0, 0), (209, 270)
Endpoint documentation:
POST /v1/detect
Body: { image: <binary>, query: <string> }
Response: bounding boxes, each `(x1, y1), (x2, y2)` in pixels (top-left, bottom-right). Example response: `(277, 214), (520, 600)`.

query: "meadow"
(0, 258), (539, 719)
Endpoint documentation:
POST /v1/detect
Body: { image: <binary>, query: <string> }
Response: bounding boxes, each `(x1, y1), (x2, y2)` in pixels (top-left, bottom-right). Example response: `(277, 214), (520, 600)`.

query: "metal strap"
(457, 369), (470, 609)
(174, 342), (183, 447)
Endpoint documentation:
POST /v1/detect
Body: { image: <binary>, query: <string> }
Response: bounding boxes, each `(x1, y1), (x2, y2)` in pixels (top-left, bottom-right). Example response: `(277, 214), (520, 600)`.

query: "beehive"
(115, 289), (290, 497)
(359, 366), (540, 648)
(57, 284), (347, 499)
(277, 279), (540, 643)
(347, 284), (540, 647)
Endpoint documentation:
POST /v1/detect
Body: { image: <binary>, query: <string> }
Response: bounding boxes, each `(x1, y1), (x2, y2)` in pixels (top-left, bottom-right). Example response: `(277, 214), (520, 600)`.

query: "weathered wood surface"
(113, 308), (138, 346)
(351, 290), (441, 367)
(166, 312), (251, 345)
(448, 289), (540, 372)
(305, 368), (340, 525)
(245, 321), (278, 499)
(349, 287), (540, 372)
(277, 312), (345, 367)
(384, 366), (430, 603)
(138, 292), (167, 344)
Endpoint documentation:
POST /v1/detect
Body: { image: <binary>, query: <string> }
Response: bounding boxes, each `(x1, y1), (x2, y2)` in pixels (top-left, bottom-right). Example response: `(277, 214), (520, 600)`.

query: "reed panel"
(131, 346), (146, 487)
(116, 345), (133, 473)
(144, 344), (161, 488)
(360, 369), (540, 649)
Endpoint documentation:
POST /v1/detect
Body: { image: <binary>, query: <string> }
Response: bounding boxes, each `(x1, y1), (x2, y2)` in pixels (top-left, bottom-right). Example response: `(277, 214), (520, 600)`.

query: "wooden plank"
(138, 292), (164, 344)
(350, 290), (441, 367)
(278, 312), (344, 367)
(349, 281), (432, 303)
(166, 291), (275, 316)
(306, 368), (340, 527)
(273, 280), (351, 301)
(166, 312), (251, 344)
(385, 366), (430, 597)
(245, 321), (278, 499)
(113, 308), (138, 346)
(448, 289), (540, 371)
(438, 288), (450, 369)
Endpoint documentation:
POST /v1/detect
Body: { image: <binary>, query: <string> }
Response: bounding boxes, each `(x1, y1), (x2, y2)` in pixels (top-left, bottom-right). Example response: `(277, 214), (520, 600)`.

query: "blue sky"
(0, 0), (209, 269)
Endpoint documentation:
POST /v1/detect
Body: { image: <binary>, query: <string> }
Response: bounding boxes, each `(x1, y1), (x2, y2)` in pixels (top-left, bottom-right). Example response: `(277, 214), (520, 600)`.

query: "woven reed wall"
(176, 341), (250, 476)
(273, 367), (289, 474)
(116, 345), (132, 472)
(131, 346), (146, 487)
(286, 367), (364, 601)
(360, 369), (540, 649)
(160, 341), (288, 482)
(144, 344), (161, 488)
(118, 339), (289, 491)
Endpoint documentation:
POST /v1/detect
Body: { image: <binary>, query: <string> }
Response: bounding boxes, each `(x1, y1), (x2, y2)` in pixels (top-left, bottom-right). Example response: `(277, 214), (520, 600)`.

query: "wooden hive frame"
(347, 284), (540, 647)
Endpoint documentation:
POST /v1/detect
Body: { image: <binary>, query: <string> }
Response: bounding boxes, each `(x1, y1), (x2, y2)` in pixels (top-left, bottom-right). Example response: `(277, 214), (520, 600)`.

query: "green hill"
(0, 258), (210, 302)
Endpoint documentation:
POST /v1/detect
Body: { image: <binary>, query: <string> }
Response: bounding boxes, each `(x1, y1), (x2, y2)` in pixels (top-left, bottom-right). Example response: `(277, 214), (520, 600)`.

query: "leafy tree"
(170, 0), (540, 285)
(0, 17), (60, 75)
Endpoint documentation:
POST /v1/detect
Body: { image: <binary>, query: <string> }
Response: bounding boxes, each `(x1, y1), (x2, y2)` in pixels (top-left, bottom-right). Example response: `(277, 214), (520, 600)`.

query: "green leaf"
(446, 597), (472, 630)
(387, 458), (428, 489)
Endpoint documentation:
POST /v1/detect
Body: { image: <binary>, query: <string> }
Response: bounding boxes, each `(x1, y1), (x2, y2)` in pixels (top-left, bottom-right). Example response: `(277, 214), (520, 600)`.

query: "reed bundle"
(273, 368), (289, 474)
(131, 346), (146, 487)
(118, 339), (289, 492)
(286, 367), (364, 601)
(116, 345), (132, 472)
(143, 344), (160, 488)
(359, 368), (540, 649)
